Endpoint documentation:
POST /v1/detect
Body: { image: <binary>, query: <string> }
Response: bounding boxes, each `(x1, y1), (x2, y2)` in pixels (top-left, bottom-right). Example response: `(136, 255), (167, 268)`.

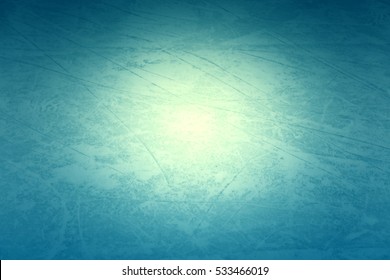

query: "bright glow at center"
(166, 106), (214, 142)
(149, 101), (248, 169)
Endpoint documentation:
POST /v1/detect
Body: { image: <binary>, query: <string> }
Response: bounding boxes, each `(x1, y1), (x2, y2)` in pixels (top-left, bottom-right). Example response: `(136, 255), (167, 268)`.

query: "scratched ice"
(0, 0), (389, 259)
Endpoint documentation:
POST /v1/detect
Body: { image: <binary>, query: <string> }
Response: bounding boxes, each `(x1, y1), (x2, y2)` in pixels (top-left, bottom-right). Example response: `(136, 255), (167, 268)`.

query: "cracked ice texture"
(0, 0), (389, 259)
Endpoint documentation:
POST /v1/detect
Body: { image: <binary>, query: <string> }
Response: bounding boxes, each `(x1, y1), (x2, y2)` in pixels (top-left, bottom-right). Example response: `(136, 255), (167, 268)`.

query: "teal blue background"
(0, 0), (389, 259)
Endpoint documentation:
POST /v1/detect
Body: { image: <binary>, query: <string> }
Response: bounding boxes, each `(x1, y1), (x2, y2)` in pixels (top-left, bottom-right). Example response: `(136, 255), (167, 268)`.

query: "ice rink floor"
(0, 0), (389, 259)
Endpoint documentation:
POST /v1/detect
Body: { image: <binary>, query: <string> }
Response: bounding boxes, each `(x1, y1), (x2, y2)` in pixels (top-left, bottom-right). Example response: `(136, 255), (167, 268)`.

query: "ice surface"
(0, 0), (389, 259)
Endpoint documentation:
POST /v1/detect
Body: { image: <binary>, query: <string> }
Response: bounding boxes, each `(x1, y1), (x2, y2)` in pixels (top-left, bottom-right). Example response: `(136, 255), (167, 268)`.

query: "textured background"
(0, 0), (389, 259)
